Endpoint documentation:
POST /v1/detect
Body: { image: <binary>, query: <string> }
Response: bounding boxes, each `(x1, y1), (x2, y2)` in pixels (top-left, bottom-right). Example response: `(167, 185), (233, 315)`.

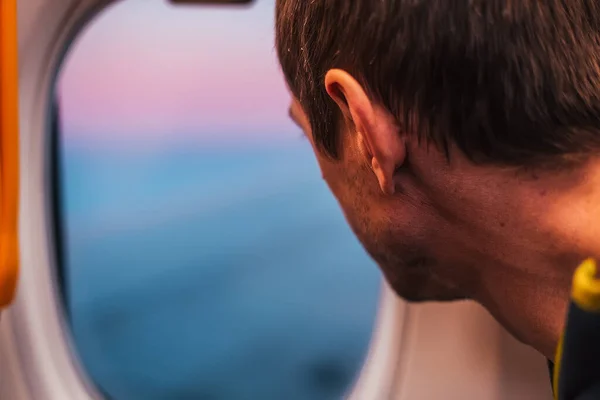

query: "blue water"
(61, 142), (381, 400)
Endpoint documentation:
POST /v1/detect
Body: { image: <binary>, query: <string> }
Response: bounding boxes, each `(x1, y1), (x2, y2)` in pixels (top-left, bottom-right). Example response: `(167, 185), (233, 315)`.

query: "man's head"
(275, 0), (600, 358)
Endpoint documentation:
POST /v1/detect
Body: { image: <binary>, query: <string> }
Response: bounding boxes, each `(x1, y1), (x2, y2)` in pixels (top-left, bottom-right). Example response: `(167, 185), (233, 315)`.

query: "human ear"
(324, 69), (405, 195)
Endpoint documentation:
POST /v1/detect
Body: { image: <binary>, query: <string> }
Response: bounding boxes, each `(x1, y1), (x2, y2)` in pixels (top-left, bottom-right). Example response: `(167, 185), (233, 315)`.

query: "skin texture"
(287, 69), (600, 361)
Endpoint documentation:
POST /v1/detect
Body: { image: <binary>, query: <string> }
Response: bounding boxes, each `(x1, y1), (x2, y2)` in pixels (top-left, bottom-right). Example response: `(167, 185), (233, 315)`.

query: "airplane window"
(54, 1), (381, 399)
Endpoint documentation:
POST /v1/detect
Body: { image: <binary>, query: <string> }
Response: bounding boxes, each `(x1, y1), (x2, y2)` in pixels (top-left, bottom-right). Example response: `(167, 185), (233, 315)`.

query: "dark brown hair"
(275, 0), (600, 167)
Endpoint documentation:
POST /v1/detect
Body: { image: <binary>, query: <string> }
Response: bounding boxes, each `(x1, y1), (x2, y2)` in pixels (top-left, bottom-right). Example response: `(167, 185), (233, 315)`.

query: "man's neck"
(473, 159), (600, 360)
(474, 259), (574, 360)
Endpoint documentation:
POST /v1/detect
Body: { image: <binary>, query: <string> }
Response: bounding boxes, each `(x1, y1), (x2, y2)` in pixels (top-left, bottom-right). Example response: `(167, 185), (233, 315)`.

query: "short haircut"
(275, 1), (600, 167)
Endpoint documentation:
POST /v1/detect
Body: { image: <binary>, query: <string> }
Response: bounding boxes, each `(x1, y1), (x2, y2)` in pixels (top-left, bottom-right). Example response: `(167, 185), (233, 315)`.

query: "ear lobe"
(358, 133), (396, 195)
(369, 121), (406, 196)
(372, 157), (396, 195)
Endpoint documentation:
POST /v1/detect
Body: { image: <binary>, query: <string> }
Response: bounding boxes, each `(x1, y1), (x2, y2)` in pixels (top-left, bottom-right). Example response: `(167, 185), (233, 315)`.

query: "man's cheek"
(317, 160), (341, 189)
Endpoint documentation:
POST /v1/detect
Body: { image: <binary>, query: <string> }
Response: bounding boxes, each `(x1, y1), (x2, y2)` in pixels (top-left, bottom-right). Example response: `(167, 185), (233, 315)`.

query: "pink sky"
(58, 0), (296, 146)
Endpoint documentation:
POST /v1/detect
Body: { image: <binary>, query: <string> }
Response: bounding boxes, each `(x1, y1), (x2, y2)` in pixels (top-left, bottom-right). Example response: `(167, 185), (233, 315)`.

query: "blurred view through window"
(55, 1), (380, 399)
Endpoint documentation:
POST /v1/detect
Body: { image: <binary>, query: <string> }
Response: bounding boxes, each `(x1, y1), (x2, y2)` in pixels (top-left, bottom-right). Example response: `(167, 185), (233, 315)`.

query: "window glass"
(56, 1), (380, 399)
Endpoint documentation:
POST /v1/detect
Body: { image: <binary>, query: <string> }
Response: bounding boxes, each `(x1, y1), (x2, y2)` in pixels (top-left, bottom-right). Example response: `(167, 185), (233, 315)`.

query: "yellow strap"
(553, 332), (564, 400)
(0, 0), (20, 308)
(572, 258), (600, 312)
